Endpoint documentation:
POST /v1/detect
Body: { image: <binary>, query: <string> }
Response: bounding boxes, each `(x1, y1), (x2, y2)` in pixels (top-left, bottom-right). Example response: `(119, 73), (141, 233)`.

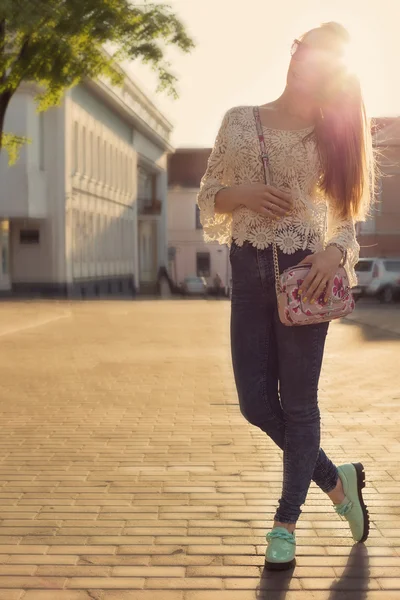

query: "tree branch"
(3, 34), (31, 93)
(0, 89), (14, 150)
(0, 19), (6, 87)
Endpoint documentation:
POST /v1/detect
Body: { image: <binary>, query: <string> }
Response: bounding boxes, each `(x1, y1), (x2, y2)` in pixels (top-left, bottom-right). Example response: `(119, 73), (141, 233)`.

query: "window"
(112, 147), (116, 188)
(109, 147), (113, 187)
(39, 113), (45, 171)
(376, 179), (383, 215)
(97, 136), (101, 180)
(1, 221), (9, 276)
(89, 131), (94, 179)
(82, 126), (87, 175)
(138, 168), (157, 204)
(195, 205), (203, 229)
(104, 142), (109, 184)
(116, 150), (120, 189)
(355, 260), (373, 273)
(108, 145), (113, 186)
(384, 261), (400, 272)
(359, 217), (376, 234)
(121, 154), (128, 192)
(196, 252), (210, 277)
(151, 173), (157, 200)
(72, 122), (79, 174)
(20, 229), (40, 245)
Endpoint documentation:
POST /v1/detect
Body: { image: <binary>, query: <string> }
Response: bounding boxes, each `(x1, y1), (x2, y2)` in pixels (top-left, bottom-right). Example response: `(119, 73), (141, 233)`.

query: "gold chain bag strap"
(253, 106), (355, 326)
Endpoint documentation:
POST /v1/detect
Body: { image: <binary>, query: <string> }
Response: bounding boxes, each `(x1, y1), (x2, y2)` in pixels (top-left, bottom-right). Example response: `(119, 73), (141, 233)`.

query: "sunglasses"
(290, 39), (313, 61)
(291, 38), (342, 66)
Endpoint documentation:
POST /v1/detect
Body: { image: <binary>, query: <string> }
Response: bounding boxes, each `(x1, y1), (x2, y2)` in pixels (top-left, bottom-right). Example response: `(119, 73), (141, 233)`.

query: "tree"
(0, 0), (194, 159)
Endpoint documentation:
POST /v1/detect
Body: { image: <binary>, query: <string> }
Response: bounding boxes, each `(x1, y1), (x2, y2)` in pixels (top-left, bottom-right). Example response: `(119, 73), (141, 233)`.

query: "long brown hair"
(304, 22), (375, 221)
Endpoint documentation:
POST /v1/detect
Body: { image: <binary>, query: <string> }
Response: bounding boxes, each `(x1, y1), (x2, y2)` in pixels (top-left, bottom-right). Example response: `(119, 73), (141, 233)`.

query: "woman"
(197, 22), (374, 570)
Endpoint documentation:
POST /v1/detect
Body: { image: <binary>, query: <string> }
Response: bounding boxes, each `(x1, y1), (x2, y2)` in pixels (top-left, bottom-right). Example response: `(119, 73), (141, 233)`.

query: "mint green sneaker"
(265, 527), (296, 570)
(334, 463), (369, 543)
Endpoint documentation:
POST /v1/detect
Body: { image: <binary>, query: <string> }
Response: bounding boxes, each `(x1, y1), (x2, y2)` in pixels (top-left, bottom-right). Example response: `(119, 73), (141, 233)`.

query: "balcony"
(138, 198), (162, 216)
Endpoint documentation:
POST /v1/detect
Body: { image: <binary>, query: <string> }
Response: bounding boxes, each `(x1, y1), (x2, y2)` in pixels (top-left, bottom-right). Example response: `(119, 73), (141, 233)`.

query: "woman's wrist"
(215, 186), (242, 213)
(325, 243), (347, 266)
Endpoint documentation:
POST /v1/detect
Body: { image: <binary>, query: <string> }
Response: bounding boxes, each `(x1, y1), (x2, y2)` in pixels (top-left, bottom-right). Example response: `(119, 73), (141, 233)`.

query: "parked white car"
(181, 276), (207, 297)
(353, 258), (400, 303)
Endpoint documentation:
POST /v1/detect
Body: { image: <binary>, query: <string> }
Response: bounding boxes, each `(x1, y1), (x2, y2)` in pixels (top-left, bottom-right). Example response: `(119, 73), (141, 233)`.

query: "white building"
(0, 73), (173, 297)
(167, 149), (231, 293)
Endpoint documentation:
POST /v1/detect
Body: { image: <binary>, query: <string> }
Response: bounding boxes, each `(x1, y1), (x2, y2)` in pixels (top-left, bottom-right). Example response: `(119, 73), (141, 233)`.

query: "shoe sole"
(265, 558), (296, 571)
(353, 462), (370, 543)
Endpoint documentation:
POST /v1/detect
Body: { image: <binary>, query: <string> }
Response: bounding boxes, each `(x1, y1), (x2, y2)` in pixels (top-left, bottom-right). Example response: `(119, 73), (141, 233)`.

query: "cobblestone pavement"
(346, 300), (400, 336)
(0, 299), (399, 600)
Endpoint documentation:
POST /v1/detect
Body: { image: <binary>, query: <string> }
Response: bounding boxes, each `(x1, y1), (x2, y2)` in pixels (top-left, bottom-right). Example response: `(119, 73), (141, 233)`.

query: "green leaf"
(2, 132), (30, 165)
(0, 0), (195, 148)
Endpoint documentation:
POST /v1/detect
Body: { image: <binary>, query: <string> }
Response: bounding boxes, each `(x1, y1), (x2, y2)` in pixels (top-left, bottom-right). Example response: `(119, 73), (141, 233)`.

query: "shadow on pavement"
(342, 315), (400, 342)
(255, 544), (369, 600)
(256, 563), (295, 600)
(328, 544), (370, 600)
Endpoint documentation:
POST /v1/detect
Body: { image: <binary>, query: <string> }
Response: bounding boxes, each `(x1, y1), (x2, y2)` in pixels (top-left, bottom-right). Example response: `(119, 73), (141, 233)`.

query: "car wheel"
(380, 286), (394, 304)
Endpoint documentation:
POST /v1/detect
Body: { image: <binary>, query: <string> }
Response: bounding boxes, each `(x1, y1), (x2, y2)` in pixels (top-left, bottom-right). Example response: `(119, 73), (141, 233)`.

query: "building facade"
(0, 74), (173, 297)
(357, 118), (400, 258)
(167, 149), (231, 293)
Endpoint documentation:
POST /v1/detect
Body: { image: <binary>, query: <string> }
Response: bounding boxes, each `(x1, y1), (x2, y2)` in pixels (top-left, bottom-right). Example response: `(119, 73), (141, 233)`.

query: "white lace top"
(197, 105), (360, 287)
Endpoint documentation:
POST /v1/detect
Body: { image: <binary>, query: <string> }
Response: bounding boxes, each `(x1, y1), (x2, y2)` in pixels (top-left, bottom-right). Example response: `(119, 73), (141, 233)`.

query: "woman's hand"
(215, 183), (292, 217)
(235, 183), (293, 218)
(297, 246), (344, 303)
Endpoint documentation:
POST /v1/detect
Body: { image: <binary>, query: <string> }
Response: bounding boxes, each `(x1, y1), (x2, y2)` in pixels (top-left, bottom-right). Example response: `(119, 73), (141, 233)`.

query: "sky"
(127, 0), (400, 148)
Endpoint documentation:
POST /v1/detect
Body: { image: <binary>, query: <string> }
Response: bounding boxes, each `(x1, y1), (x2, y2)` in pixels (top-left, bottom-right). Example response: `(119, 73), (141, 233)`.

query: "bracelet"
(326, 243), (347, 267)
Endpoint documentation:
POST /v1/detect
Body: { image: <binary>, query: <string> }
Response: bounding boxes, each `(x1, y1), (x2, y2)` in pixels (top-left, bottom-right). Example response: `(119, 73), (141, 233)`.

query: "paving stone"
(66, 577), (145, 588)
(0, 576), (65, 588)
(0, 300), (398, 597)
(98, 594), (184, 600)
(23, 594), (91, 600)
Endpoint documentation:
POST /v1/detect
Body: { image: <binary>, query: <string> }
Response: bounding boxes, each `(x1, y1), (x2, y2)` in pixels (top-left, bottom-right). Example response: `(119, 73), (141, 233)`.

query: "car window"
(384, 260), (400, 272)
(355, 261), (373, 272)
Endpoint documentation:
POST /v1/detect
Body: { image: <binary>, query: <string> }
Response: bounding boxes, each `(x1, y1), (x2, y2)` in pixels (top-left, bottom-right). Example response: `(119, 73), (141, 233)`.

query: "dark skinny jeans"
(230, 241), (339, 524)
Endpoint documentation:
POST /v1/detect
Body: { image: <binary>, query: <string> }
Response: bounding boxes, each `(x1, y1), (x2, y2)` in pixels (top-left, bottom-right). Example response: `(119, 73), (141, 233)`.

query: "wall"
(168, 149), (211, 187)
(0, 91), (47, 218)
(2, 80), (171, 295)
(134, 130), (167, 167)
(7, 95), (66, 288)
(71, 86), (133, 144)
(10, 219), (53, 284)
(65, 88), (138, 287)
(168, 188), (230, 289)
(67, 83), (169, 289)
(358, 141), (400, 258)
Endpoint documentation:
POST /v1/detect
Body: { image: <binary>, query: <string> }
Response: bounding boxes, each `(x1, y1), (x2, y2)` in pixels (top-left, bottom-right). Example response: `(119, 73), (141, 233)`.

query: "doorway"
(138, 219), (157, 284)
(0, 220), (11, 291)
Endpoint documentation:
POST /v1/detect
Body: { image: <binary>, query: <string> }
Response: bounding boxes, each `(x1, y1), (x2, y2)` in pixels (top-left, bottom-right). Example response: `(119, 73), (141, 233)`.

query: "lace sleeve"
(196, 109), (233, 245)
(326, 207), (360, 288)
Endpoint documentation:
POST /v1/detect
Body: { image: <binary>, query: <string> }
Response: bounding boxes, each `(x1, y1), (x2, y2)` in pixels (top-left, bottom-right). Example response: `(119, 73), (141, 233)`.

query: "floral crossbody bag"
(253, 106), (355, 326)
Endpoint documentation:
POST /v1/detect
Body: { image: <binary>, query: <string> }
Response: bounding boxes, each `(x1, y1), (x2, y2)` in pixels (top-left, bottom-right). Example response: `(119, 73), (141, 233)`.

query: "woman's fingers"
(252, 186), (293, 217)
(266, 186), (293, 210)
(298, 255), (313, 266)
(266, 194), (292, 213)
(267, 185), (292, 202)
(263, 199), (286, 217)
(300, 267), (318, 300)
(309, 275), (328, 303)
(324, 276), (334, 303)
(259, 205), (277, 219)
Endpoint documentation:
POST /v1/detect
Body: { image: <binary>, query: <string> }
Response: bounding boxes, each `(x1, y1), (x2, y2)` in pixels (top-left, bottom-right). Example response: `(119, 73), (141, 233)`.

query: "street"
(0, 299), (399, 599)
